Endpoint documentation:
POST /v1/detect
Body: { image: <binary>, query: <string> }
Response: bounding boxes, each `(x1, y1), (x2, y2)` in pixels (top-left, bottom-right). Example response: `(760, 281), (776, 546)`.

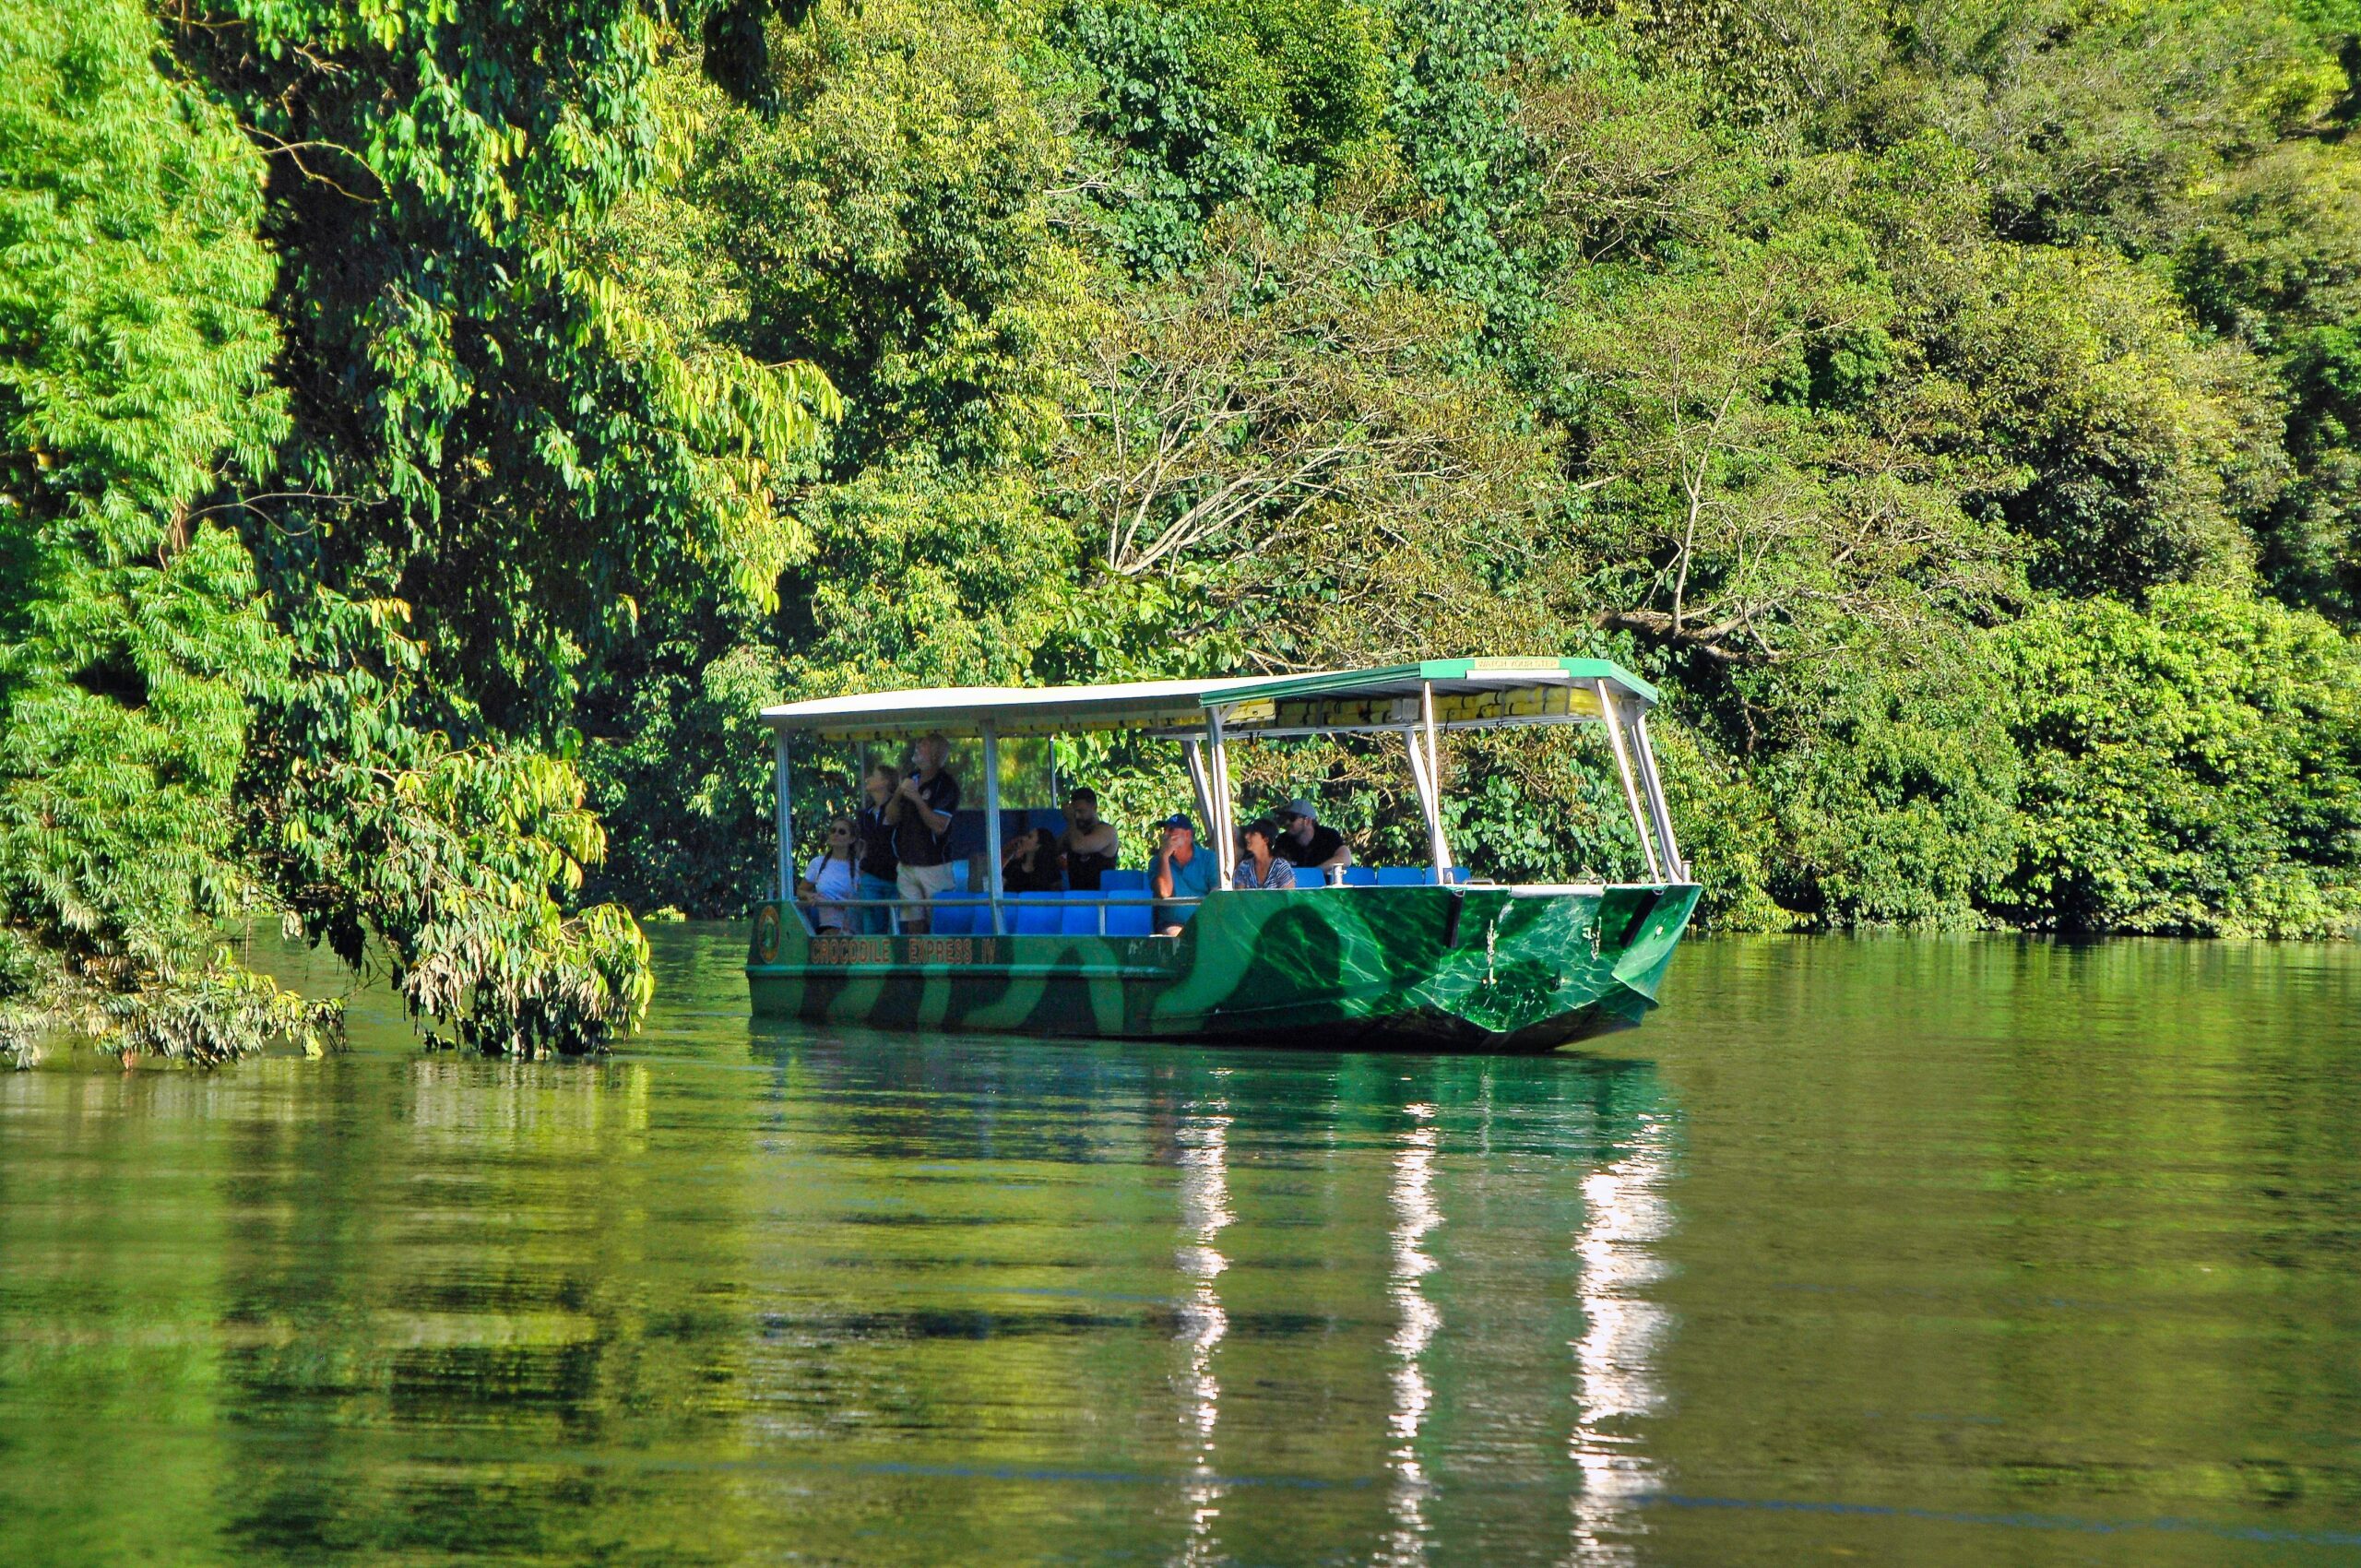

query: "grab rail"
(784, 892), (1204, 938)
(781, 875), (1472, 938)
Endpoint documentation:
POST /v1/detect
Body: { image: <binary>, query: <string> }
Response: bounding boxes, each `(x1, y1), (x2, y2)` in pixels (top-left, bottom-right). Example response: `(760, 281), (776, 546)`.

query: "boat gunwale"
(745, 881), (1698, 973)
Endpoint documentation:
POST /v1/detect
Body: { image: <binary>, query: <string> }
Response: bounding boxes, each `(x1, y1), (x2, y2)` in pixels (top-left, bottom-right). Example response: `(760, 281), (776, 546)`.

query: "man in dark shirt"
(887, 732), (961, 932)
(1057, 786), (1120, 891)
(853, 764), (900, 933)
(1273, 798), (1352, 883)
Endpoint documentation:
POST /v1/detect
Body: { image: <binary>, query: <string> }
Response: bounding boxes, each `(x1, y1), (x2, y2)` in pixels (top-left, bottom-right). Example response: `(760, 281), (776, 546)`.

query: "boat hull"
(744, 883), (1698, 1051)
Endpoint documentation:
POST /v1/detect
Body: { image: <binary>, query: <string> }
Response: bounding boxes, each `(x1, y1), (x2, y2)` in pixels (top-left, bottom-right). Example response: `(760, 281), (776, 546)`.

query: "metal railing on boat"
(782, 868), (1479, 940)
(788, 893), (1193, 939)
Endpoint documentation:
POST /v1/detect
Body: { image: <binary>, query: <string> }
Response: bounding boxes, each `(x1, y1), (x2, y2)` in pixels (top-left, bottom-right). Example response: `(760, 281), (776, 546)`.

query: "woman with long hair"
(1002, 826), (1066, 894)
(796, 814), (861, 932)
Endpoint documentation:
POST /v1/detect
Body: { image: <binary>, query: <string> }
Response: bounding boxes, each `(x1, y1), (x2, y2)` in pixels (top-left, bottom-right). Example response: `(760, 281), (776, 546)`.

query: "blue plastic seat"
(1445, 865), (1472, 885)
(1340, 866), (1377, 887)
(950, 861), (971, 892)
(1375, 867), (1425, 886)
(1014, 892), (1062, 934)
(1101, 868), (1147, 892)
(929, 899), (974, 936)
(1060, 900), (1104, 935)
(1105, 902), (1153, 937)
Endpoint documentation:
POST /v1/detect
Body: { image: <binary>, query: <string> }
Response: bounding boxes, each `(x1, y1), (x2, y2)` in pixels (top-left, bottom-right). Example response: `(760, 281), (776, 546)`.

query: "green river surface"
(3, 929), (2357, 1567)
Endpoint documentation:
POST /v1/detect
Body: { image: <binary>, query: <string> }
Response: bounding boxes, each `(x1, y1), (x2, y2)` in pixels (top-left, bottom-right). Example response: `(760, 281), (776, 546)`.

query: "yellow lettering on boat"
(810, 935), (989, 966)
(810, 935), (891, 965)
(910, 937), (979, 965)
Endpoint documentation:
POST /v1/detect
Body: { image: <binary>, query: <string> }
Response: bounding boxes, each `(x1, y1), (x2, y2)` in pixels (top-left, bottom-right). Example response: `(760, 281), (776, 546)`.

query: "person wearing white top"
(797, 815), (860, 932)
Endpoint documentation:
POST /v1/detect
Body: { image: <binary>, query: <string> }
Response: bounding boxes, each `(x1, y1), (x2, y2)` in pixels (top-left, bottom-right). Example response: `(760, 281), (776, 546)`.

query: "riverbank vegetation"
(5, 0), (2359, 1060)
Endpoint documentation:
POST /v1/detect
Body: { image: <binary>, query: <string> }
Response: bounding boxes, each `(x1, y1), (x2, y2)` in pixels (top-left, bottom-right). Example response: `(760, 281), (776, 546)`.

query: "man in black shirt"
(853, 764), (900, 933)
(887, 732), (961, 932)
(1057, 786), (1120, 891)
(1274, 798), (1352, 883)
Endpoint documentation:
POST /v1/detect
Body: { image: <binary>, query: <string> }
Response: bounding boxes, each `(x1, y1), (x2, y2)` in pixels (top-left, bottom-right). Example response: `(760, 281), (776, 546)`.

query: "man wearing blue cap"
(1150, 814), (1218, 936)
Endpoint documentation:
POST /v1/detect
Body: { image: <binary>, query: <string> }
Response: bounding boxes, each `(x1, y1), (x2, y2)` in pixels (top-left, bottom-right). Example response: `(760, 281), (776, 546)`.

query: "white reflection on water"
(1382, 1104), (1442, 1567)
(1563, 1111), (1677, 1566)
(1173, 1092), (1233, 1568)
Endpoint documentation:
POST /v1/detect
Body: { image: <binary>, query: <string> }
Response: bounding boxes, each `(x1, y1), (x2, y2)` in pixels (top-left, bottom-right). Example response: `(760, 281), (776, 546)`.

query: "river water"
(2, 930), (2356, 1566)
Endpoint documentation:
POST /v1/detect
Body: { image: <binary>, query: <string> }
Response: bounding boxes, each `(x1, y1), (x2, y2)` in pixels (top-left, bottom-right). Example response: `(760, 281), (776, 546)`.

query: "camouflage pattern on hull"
(745, 884), (1699, 1052)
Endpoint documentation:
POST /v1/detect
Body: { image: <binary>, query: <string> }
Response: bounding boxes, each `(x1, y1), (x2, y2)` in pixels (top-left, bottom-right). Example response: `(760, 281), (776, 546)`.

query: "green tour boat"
(746, 658), (1698, 1051)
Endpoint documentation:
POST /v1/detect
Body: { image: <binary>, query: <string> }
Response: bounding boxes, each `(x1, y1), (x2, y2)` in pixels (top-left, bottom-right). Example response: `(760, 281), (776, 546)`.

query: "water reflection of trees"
(208, 1055), (761, 1565)
(0, 1028), (1680, 1568)
(10, 937), (2360, 1563)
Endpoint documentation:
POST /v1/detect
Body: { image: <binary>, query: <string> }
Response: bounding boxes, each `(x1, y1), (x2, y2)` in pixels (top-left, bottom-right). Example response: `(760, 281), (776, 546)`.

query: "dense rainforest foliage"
(4, 0), (2359, 1061)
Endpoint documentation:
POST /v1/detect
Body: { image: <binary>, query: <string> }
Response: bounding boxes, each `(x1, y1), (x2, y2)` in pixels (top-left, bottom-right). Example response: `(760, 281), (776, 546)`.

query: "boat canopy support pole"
(1632, 711), (1687, 883)
(774, 729), (792, 903)
(1404, 730), (1437, 858)
(1182, 738), (1214, 839)
(981, 720), (1004, 936)
(1207, 707), (1236, 882)
(1595, 680), (1663, 884)
(1418, 681), (1455, 877)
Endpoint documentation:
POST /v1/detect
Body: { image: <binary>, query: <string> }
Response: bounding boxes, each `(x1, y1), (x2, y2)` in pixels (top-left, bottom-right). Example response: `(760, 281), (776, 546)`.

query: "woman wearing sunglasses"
(795, 815), (862, 932)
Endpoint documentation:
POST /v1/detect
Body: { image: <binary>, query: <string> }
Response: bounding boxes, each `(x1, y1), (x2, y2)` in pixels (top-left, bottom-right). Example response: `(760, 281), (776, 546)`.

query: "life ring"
(753, 903), (783, 964)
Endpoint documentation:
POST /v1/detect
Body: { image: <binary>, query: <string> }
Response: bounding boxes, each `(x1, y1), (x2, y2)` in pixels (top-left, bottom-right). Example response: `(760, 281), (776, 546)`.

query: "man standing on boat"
(1274, 799), (1353, 883)
(853, 765), (900, 933)
(1150, 814), (1218, 936)
(888, 733), (960, 934)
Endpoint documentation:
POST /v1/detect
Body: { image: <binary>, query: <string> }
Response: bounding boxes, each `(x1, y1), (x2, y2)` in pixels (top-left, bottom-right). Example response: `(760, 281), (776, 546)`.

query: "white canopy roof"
(760, 659), (1660, 739)
(760, 674), (1308, 738)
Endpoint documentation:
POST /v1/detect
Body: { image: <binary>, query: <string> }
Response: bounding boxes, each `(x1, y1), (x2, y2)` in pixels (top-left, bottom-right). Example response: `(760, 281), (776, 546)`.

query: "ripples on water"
(1, 931), (2356, 1566)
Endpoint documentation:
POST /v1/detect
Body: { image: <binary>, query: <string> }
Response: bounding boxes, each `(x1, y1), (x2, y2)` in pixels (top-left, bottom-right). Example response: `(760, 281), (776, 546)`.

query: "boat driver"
(1058, 786), (1120, 891)
(1150, 814), (1219, 936)
(1273, 798), (1353, 883)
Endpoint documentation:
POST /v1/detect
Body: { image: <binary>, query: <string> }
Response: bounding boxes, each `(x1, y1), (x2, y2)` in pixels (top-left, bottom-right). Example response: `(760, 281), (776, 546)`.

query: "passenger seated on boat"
(1002, 827), (1065, 893)
(1233, 818), (1298, 890)
(853, 765), (899, 934)
(1275, 798), (1352, 883)
(888, 731), (961, 933)
(1150, 814), (1218, 936)
(1058, 787), (1120, 891)
(795, 815), (860, 932)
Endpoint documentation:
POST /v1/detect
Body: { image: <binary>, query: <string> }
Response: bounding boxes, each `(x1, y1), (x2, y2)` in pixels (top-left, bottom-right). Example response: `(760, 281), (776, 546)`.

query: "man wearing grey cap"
(1274, 798), (1353, 881)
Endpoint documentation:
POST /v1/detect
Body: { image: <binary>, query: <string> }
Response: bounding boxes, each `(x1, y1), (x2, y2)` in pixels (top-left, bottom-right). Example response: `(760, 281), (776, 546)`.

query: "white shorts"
(896, 861), (956, 924)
